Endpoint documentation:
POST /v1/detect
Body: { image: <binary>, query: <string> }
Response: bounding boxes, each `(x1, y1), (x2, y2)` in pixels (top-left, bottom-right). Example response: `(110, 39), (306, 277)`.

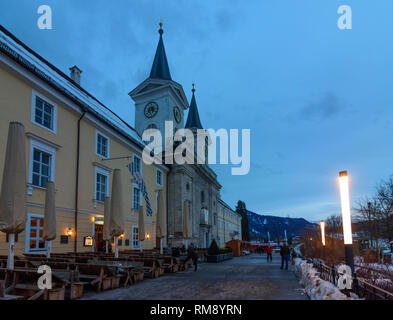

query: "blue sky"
(1, 0), (393, 221)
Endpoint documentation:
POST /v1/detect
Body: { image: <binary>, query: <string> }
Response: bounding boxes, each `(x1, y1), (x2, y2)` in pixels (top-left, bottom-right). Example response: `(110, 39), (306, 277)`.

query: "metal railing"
(310, 258), (393, 300)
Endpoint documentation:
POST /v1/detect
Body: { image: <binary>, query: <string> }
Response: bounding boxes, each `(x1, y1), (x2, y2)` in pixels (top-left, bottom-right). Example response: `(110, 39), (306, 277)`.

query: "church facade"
(130, 23), (222, 248)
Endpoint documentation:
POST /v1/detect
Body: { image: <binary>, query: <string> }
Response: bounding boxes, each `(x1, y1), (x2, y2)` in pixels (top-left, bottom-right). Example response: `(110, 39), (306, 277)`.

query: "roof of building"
(149, 23), (172, 81)
(218, 199), (241, 217)
(0, 25), (146, 151)
(185, 85), (203, 129)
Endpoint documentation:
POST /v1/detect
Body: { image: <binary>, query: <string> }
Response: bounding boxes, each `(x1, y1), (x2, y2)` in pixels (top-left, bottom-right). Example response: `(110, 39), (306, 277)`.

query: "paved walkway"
(82, 253), (308, 300)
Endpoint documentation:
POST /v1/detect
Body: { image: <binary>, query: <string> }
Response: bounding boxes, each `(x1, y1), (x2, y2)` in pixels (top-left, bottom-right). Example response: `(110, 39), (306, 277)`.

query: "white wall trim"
(28, 136), (56, 188)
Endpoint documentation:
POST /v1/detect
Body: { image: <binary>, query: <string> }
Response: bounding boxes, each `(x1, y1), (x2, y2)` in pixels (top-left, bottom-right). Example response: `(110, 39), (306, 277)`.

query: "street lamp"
(338, 170), (354, 273)
(320, 221), (326, 246)
(320, 220), (326, 259)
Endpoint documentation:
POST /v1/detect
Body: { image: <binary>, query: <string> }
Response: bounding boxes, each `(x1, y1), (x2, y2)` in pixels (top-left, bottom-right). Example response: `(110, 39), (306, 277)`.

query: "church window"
(201, 191), (205, 203)
(186, 183), (190, 191)
(156, 168), (163, 186)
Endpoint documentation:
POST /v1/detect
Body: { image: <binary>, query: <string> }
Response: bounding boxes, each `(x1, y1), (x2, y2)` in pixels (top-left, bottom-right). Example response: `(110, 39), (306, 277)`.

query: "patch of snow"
(294, 258), (359, 300)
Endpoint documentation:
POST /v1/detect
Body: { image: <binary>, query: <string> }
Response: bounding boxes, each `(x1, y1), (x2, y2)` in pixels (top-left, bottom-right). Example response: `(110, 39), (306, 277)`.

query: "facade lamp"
(145, 233), (151, 240)
(67, 228), (73, 237)
(338, 170), (354, 273)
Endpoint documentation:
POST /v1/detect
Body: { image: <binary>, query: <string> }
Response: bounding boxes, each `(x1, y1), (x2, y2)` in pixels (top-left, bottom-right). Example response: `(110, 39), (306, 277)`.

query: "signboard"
(84, 236), (93, 246)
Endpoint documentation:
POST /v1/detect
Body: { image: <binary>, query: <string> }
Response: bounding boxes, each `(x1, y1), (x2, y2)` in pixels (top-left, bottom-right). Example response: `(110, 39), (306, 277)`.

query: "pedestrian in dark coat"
(280, 244), (290, 270)
(184, 244), (199, 271)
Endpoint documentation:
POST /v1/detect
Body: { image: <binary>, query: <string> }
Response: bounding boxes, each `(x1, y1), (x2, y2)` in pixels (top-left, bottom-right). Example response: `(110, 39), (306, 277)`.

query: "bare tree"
(354, 197), (380, 250)
(376, 176), (393, 252)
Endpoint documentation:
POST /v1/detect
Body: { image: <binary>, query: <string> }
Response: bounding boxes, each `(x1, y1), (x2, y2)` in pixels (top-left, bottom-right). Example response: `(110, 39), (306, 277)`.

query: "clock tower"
(129, 22), (189, 143)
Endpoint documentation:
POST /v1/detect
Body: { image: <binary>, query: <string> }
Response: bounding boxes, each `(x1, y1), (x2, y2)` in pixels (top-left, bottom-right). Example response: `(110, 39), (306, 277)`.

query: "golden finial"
(158, 18), (163, 35)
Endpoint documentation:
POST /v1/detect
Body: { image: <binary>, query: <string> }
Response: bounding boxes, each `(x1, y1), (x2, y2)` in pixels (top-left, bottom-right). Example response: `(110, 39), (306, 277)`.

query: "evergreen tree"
(236, 200), (250, 242)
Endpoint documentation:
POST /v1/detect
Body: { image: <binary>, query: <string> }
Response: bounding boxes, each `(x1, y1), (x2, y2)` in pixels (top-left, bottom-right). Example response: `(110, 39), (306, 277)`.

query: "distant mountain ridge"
(247, 210), (316, 240)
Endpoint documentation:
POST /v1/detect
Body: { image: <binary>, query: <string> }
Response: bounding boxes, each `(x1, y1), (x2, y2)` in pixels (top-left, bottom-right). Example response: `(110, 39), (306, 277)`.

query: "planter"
(207, 253), (233, 263)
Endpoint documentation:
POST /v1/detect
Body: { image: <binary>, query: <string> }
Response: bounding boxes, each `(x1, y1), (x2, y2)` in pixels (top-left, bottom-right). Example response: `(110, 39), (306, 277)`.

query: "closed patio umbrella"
(183, 201), (190, 248)
(103, 196), (111, 253)
(43, 181), (56, 258)
(138, 205), (145, 252)
(110, 169), (124, 258)
(156, 190), (166, 254)
(0, 122), (27, 270)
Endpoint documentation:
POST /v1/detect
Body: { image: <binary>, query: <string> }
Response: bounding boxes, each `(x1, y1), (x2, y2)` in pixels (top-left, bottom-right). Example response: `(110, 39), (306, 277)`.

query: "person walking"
(266, 245), (273, 262)
(183, 244), (199, 271)
(280, 244), (290, 270)
(291, 247), (297, 265)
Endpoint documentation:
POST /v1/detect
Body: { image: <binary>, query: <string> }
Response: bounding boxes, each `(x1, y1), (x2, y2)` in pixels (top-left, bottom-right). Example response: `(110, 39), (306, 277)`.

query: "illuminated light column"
(320, 220), (326, 259)
(320, 221), (326, 246)
(338, 170), (354, 273)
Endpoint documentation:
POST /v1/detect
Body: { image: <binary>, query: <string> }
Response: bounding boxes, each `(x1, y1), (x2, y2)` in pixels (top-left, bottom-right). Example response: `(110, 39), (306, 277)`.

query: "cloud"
(299, 92), (342, 121)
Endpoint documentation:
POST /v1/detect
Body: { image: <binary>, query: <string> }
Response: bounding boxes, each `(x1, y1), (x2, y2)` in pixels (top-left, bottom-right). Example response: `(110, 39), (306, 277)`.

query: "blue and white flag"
(126, 161), (153, 216)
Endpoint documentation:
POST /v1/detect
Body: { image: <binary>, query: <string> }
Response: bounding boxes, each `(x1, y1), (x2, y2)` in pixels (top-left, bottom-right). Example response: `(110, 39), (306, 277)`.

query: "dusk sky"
(1, 0), (393, 222)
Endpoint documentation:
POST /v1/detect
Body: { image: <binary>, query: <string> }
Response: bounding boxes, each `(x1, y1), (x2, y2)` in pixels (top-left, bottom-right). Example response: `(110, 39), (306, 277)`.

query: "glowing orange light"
(66, 228), (73, 236)
(145, 233), (150, 240)
(338, 171), (353, 245)
(320, 221), (326, 246)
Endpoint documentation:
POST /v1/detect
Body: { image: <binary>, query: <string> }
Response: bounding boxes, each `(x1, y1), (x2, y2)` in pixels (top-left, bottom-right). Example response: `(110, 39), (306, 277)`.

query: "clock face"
(144, 102), (158, 118)
(173, 106), (181, 123)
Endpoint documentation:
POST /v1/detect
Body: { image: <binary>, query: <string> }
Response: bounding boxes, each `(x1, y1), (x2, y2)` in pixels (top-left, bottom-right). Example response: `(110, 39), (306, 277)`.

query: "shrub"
(208, 239), (220, 255)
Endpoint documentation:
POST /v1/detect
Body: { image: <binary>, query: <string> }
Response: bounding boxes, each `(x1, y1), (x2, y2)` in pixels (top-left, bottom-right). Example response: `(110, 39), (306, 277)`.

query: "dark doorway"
(94, 224), (104, 252)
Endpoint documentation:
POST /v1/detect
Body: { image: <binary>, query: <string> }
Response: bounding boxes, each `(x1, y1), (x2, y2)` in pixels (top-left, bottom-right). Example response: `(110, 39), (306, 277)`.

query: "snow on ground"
(355, 256), (393, 273)
(294, 258), (359, 300)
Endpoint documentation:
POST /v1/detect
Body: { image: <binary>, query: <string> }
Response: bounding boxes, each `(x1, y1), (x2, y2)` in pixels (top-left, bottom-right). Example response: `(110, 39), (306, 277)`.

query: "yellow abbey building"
(217, 200), (242, 248)
(0, 25), (168, 255)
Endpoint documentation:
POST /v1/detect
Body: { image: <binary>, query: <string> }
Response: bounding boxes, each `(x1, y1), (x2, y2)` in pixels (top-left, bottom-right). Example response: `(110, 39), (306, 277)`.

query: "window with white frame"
(29, 139), (56, 188)
(96, 131), (110, 158)
(132, 225), (140, 248)
(156, 168), (163, 186)
(133, 186), (141, 209)
(95, 167), (109, 202)
(31, 91), (57, 133)
(25, 214), (46, 253)
(133, 154), (142, 175)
